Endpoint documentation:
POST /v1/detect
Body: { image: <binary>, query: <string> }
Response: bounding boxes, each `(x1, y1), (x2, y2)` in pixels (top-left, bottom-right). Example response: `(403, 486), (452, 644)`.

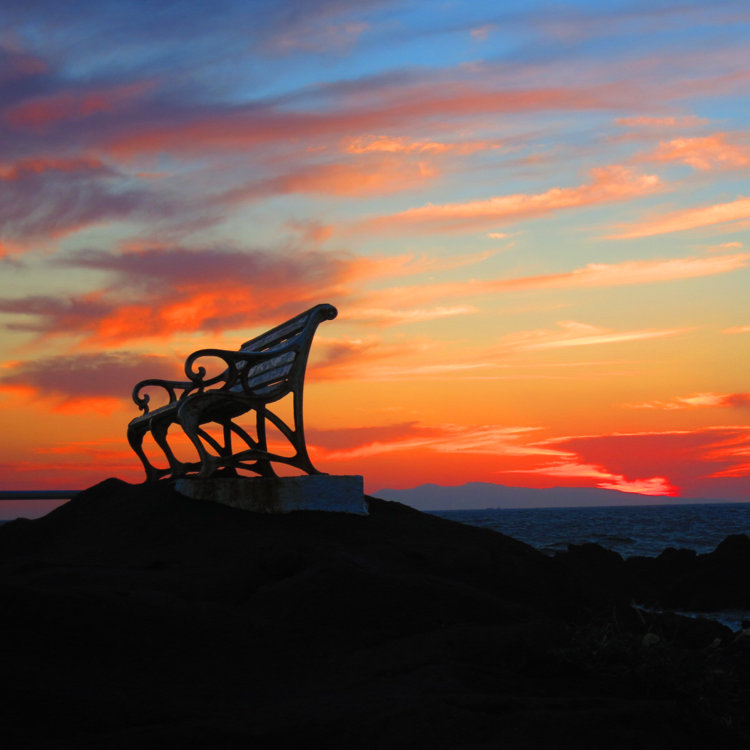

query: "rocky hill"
(2, 478), (749, 748)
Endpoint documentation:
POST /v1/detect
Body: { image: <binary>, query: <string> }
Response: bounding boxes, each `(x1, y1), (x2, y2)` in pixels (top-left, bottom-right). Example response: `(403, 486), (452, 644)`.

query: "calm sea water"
(433, 503), (750, 558)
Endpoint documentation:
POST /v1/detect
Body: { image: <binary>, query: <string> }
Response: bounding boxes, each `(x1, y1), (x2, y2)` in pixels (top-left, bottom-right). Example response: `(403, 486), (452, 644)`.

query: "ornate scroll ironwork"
(127, 303), (337, 481)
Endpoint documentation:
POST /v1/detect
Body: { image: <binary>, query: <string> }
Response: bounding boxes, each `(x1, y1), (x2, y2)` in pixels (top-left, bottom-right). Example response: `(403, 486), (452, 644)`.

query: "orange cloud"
(498, 321), (687, 352)
(308, 422), (547, 462)
(341, 134), (499, 156)
(342, 135), (451, 154)
(502, 427), (750, 499)
(0, 352), (180, 411)
(616, 115), (708, 128)
(706, 241), (743, 252)
(342, 248), (494, 283)
(644, 133), (750, 170)
(507, 459), (677, 496)
(629, 392), (750, 410)
(224, 156), (439, 200)
(611, 196), (750, 238)
(362, 165), (661, 233)
(491, 254), (750, 292)
(311, 423), (750, 500)
(351, 252), (750, 313)
(346, 306), (477, 327)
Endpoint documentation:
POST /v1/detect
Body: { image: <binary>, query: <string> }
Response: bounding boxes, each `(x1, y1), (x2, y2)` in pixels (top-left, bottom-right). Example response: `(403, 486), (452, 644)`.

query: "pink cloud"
(5, 82), (152, 130)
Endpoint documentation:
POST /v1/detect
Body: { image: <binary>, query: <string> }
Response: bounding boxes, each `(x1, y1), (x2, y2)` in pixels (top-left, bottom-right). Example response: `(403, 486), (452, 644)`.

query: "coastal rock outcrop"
(2, 479), (749, 748)
(556, 532), (750, 614)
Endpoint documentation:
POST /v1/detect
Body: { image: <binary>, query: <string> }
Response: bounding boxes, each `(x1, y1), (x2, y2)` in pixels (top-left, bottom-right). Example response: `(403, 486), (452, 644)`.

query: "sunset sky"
(2, 0), (749, 515)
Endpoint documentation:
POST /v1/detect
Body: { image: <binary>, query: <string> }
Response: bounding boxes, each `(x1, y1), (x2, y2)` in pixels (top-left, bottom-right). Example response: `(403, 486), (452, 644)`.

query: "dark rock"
(2, 478), (749, 748)
(624, 534), (750, 611)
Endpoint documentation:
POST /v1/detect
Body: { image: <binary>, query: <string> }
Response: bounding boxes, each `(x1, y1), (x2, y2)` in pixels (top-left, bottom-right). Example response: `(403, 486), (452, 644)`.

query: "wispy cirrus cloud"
(308, 422), (548, 461)
(351, 252), (750, 313)
(221, 155), (440, 201)
(359, 165), (662, 234)
(610, 196), (750, 239)
(498, 320), (687, 352)
(616, 115), (708, 129)
(341, 134), (501, 156)
(628, 392), (750, 410)
(488, 253), (750, 292)
(0, 156), (174, 251)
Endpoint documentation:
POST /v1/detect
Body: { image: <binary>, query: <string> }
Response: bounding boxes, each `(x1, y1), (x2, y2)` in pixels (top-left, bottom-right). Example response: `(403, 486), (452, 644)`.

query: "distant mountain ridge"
(374, 482), (730, 511)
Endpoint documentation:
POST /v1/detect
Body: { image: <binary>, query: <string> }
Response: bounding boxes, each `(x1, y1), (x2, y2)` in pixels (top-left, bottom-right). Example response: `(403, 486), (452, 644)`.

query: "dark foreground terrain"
(2, 479), (750, 749)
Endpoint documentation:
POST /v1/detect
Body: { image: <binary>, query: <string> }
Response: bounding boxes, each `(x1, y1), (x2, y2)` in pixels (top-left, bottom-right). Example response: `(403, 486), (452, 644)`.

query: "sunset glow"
(1, 1), (749, 513)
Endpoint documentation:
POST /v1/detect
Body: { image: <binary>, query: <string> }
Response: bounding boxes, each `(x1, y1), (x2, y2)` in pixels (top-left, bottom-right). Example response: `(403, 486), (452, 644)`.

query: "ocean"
(432, 502), (750, 558)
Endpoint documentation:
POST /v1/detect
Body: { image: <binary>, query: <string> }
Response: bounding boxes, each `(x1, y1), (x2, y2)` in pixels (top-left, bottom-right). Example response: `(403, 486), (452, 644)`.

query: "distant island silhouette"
(376, 481), (735, 510)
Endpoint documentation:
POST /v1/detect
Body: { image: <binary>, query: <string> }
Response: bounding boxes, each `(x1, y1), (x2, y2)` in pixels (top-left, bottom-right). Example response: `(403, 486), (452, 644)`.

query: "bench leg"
(151, 420), (188, 478)
(178, 403), (218, 479)
(127, 421), (166, 482)
(252, 408), (277, 478)
(262, 399), (320, 475)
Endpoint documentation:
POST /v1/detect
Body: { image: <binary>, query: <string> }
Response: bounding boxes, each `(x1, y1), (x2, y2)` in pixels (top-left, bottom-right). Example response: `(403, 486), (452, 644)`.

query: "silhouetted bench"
(127, 303), (337, 481)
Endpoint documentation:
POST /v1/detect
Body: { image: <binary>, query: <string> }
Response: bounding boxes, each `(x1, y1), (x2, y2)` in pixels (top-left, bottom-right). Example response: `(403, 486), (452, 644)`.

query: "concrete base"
(174, 475), (367, 515)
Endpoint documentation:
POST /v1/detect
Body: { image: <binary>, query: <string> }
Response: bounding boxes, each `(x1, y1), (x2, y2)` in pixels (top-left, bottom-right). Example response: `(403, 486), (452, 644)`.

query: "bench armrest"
(184, 346), (291, 387)
(132, 377), (196, 414)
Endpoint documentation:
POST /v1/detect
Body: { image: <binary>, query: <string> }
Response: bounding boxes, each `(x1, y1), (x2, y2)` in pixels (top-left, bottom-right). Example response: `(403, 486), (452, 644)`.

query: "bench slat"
(247, 363), (294, 390)
(242, 318), (307, 352)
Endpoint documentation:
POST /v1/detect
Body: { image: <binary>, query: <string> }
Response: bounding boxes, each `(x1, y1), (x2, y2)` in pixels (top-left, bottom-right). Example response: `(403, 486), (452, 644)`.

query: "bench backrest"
(231, 303), (337, 400)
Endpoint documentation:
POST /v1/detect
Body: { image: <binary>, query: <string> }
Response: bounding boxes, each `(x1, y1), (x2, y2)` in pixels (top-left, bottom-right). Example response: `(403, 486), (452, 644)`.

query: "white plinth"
(174, 475), (367, 515)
